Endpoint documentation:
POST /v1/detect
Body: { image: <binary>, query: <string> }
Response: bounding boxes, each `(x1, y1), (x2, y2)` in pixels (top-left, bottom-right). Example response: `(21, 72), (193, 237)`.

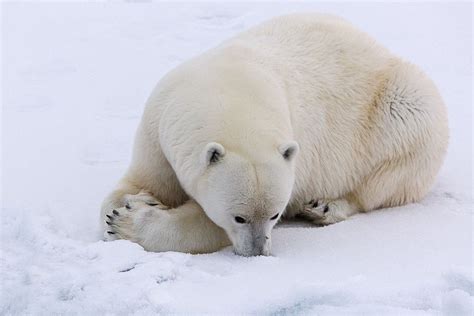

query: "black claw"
(106, 215), (113, 220)
(113, 209), (119, 216)
(107, 231), (116, 235)
(147, 203), (159, 206)
(106, 221), (112, 226)
(323, 205), (329, 213)
(313, 200), (319, 208)
(125, 203), (131, 210)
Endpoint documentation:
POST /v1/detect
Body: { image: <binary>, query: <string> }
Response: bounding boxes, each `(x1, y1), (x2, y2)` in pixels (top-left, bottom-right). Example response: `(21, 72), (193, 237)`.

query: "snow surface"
(1, 2), (473, 315)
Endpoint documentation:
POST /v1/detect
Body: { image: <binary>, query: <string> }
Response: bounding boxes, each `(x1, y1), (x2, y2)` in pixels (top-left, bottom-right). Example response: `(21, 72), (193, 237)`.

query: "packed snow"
(1, 2), (472, 315)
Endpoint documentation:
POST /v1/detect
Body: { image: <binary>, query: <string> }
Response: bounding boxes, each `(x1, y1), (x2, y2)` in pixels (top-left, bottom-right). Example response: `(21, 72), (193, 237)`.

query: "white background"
(2, 2), (472, 314)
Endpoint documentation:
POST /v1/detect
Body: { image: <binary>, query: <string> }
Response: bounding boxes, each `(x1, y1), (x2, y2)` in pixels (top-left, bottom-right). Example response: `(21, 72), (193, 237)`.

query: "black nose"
(251, 246), (270, 256)
(234, 248), (269, 257)
(250, 236), (270, 256)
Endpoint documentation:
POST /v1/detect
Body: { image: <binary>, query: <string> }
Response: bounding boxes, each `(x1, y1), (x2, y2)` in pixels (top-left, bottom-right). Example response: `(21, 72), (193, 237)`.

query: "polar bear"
(101, 14), (448, 256)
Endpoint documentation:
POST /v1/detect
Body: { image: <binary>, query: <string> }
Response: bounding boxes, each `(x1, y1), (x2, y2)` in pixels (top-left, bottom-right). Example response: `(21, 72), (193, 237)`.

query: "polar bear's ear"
(279, 141), (299, 161)
(202, 142), (226, 166)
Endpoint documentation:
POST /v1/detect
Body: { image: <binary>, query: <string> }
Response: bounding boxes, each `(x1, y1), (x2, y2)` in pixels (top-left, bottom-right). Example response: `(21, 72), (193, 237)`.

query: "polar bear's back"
(233, 13), (392, 71)
(227, 14), (396, 119)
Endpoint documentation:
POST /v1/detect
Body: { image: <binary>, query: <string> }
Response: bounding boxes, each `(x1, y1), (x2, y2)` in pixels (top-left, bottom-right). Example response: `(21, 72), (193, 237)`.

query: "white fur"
(101, 14), (448, 256)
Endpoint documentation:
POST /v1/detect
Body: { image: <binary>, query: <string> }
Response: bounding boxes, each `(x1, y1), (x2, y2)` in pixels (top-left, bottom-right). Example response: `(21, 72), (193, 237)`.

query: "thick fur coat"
(101, 14), (448, 256)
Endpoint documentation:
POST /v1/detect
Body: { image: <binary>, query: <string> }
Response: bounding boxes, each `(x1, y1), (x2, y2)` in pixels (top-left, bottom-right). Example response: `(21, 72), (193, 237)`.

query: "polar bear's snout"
(249, 232), (271, 257)
(231, 222), (272, 256)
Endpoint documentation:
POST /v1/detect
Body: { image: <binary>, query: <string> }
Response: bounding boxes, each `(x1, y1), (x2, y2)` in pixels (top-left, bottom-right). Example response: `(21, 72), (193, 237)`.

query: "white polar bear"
(101, 14), (448, 256)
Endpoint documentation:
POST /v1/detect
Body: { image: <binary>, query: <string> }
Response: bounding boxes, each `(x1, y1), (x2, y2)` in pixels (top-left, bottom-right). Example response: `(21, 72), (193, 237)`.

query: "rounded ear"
(279, 141), (299, 161)
(201, 142), (226, 166)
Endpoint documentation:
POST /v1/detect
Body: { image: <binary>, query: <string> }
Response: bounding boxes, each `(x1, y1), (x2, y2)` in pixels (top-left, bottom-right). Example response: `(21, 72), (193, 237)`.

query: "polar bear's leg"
(100, 122), (226, 253)
(105, 192), (230, 253)
(299, 195), (360, 225)
(100, 123), (187, 230)
(352, 153), (437, 212)
(300, 150), (440, 226)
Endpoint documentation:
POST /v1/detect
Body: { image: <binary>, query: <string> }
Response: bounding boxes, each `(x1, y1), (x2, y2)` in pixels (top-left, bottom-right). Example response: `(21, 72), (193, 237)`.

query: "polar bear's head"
(194, 141), (299, 256)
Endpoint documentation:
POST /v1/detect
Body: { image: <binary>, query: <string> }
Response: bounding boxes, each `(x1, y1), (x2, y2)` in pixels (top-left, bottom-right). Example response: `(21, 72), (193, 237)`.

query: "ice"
(1, 2), (472, 314)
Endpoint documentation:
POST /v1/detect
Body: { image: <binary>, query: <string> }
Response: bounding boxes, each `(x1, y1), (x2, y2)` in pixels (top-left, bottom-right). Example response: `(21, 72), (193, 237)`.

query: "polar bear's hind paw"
(299, 198), (358, 225)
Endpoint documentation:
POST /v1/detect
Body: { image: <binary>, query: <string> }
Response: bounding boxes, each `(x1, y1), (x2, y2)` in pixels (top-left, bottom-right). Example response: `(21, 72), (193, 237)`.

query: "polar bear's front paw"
(104, 191), (169, 243)
(300, 199), (352, 226)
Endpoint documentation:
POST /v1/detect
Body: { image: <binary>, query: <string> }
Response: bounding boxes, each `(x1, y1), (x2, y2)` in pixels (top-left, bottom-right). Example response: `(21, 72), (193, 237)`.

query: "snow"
(1, 2), (472, 315)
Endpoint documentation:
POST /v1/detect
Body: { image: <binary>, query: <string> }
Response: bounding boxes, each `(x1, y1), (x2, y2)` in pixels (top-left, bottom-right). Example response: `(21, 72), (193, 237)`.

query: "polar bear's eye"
(234, 216), (247, 224)
(270, 213), (279, 220)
